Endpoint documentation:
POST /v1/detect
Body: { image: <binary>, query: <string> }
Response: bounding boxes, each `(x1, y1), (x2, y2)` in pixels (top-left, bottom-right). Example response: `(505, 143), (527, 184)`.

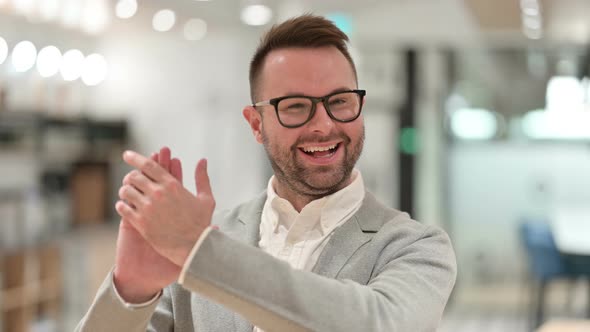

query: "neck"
(272, 175), (354, 212)
(274, 186), (314, 212)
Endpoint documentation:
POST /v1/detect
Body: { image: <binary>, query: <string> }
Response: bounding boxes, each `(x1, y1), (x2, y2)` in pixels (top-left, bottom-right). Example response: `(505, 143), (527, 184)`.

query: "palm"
(115, 219), (180, 290)
(113, 149), (183, 301)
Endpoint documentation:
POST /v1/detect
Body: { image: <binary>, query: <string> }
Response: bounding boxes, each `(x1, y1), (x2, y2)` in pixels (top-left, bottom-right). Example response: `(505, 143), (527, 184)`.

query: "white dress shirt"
(253, 170), (365, 332)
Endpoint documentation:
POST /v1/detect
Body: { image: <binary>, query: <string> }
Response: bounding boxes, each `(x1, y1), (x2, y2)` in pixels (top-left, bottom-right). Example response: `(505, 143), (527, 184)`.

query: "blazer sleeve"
(74, 269), (174, 332)
(179, 224), (457, 332)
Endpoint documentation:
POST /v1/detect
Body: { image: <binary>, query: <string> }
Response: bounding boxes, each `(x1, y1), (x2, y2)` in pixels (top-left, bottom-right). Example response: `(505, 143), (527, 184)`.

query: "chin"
(302, 170), (350, 195)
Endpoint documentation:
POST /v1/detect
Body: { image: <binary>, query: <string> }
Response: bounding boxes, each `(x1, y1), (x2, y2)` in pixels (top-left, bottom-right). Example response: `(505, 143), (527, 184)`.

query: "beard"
(261, 126), (364, 199)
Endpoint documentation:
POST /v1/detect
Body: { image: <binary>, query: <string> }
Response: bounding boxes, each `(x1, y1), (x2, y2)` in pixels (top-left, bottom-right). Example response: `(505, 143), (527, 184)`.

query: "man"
(76, 14), (456, 332)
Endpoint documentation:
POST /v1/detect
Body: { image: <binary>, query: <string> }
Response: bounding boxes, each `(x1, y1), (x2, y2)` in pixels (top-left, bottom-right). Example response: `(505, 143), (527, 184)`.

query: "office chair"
(519, 221), (573, 330)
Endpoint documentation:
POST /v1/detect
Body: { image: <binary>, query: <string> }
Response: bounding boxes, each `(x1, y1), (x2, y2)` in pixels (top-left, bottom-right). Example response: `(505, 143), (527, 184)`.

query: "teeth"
(302, 144), (337, 153)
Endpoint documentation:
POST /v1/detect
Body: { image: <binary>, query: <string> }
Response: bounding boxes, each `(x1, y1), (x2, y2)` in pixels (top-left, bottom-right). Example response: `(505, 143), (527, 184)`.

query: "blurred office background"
(0, 0), (589, 331)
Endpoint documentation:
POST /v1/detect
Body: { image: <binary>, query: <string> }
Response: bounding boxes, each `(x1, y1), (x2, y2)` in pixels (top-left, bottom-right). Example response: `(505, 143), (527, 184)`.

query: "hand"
(116, 150), (215, 267)
(113, 147), (183, 303)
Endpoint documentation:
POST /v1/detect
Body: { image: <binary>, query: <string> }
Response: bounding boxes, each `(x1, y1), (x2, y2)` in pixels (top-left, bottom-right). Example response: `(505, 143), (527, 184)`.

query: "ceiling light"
(152, 9), (176, 32)
(116, 0), (138, 19)
(240, 4), (272, 26)
(36, 45), (62, 78)
(60, 49), (85, 81)
(522, 15), (541, 30)
(184, 18), (207, 41)
(450, 108), (498, 140)
(12, 40), (37, 73)
(522, 110), (590, 139)
(81, 53), (108, 86)
(520, 0), (542, 40)
(81, 0), (111, 34)
(520, 0), (540, 16)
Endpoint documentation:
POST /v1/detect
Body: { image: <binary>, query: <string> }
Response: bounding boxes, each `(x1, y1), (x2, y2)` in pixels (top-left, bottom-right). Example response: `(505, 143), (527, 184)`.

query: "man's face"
(249, 46), (364, 198)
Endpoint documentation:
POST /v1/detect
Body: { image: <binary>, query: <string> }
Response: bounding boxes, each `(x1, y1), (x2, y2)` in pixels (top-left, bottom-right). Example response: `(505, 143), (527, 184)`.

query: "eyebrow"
(280, 87), (354, 98)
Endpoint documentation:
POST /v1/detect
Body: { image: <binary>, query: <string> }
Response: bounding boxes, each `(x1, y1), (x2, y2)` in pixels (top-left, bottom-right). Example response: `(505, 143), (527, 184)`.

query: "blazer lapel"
(234, 191), (267, 246)
(312, 192), (382, 278)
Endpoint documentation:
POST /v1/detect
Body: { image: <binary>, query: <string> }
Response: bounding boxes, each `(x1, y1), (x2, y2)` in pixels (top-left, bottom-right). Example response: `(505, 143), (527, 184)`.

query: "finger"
(118, 184), (149, 209)
(123, 150), (167, 182)
(124, 153), (157, 187)
(117, 203), (148, 239)
(115, 200), (140, 223)
(194, 158), (212, 196)
(170, 158), (183, 183)
(123, 170), (154, 195)
(159, 147), (171, 172)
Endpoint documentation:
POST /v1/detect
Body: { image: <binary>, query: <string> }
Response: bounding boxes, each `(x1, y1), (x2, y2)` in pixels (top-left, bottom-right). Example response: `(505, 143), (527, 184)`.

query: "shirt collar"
(265, 169), (365, 235)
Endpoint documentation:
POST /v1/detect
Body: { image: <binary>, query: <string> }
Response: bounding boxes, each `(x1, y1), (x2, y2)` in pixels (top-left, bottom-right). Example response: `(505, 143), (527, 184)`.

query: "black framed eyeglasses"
(253, 89), (366, 128)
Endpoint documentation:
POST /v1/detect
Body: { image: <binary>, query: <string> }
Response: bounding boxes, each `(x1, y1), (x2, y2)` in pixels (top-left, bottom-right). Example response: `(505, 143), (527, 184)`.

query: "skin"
(113, 150), (182, 302)
(113, 46), (365, 302)
(114, 147), (215, 302)
(243, 46), (365, 211)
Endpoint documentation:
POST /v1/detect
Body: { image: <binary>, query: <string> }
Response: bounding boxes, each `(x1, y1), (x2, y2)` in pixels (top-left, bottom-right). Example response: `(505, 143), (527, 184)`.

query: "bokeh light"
(60, 49), (85, 81)
(152, 9), (176, 32)
(11, 40), (38, 73)
(183, 18), (207, 41)
(81, 53), (108, 86)
(36, 45), (62, 78)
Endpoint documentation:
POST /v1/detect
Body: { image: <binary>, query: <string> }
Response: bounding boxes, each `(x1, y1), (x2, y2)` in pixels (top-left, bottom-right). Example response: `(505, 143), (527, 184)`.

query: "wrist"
(169, 240), (197, 267)
(169, 226), (207, 266)
(113, 267), (162, 304)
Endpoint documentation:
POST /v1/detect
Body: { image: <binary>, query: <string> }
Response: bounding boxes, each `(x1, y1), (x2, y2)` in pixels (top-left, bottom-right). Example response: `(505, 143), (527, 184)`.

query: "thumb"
(194, 158), (212, 196)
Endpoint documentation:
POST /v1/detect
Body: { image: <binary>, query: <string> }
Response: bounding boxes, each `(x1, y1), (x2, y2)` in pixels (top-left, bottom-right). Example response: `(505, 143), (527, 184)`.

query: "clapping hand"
(113, 147), (215, 303)
(116, 149), (215, 266)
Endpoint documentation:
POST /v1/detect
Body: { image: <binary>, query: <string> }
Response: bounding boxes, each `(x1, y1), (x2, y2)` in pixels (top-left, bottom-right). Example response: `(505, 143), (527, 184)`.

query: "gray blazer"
(76, 192), (457, 332)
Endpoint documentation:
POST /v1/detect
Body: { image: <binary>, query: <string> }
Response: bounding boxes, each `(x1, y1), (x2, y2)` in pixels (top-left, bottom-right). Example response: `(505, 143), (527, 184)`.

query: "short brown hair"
(249, 14), (358, 103)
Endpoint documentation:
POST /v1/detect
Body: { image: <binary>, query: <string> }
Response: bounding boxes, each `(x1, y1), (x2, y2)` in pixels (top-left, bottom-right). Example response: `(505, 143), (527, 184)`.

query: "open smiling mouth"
(299, 143), (341, 158)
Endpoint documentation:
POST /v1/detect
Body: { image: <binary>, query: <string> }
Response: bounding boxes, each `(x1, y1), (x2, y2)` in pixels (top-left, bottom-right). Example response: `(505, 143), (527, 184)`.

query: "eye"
(329, 98), (348, 105)
(285, 102), (308, 110)
(279, 97), (311, 113)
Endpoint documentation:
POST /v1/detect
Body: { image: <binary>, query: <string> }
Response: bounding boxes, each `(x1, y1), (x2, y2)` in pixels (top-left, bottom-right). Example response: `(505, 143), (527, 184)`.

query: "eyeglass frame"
(252, 89), (366, 128)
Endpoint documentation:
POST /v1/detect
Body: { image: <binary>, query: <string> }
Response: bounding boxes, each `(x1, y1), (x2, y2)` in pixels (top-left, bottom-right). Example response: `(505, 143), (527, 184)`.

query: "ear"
(243, 106), (263, 144)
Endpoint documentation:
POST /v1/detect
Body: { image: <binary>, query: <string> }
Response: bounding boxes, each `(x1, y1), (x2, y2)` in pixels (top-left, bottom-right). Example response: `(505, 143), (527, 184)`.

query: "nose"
(306, 101), (335, 134)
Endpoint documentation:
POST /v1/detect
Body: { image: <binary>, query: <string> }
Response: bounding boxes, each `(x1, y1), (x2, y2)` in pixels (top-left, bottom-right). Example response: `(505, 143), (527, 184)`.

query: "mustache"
(293, 132), (350, 146)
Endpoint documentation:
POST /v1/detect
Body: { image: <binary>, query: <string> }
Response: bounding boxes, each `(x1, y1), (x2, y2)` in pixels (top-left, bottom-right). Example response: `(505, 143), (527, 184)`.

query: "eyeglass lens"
(277, 92), (361, 126)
